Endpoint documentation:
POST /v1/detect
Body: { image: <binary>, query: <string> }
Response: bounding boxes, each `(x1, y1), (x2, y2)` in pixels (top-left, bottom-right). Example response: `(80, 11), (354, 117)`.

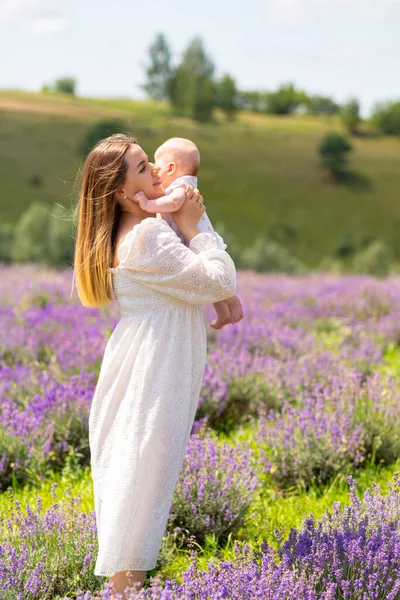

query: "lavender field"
(1, 265), (400, 599)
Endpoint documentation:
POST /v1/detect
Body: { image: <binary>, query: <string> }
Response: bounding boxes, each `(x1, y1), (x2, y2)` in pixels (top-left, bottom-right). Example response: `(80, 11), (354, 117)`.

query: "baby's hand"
(133, 191), (148, 210)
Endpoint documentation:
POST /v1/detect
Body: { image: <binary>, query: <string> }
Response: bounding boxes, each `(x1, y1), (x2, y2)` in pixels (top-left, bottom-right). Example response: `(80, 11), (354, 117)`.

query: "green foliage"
(210, 374), (281, 435)
(265, 83), (308, 115)
(307, 95), (339, 116)
(12, 202), (51, 264)
(213, 221), (243, 268)
(168, 37), (216, 122)
(216, 74), (239, 120)
(142, 33), (172, 101)
(54, 77), (76, 95)
(334, 231), (357, 258)
(11, 202), (75, 267)
(371, 100), (400, 135)
(48, 204), (75, 268)
(242, 237), (304, 273)
(318, 132), (353, 179)
(352, 240), (393, 277)
(0, 427), (30, 491)
(0, 223), (15, 264)
(169, 429), (257, 545)
(80, 118), (127, 157)
(237, 90), (266, 113)
(2, 92), (400, 269)
(353, 382), (400, 467)
(340, 98), (361, 135)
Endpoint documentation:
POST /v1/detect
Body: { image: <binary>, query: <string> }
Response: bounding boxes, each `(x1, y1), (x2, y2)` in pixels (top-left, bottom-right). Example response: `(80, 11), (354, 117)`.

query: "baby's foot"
(210, 302), (232, 330)
(227, 295), (244, 324)
(133, 191), (148, 210)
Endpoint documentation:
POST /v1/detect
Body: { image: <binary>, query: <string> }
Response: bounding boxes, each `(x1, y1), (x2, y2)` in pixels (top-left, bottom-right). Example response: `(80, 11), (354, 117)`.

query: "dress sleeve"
(117, 218), (236, 305)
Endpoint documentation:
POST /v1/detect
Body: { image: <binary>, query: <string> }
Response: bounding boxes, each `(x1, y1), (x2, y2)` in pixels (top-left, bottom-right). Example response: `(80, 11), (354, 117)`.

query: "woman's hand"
(172, 185), (206, 244)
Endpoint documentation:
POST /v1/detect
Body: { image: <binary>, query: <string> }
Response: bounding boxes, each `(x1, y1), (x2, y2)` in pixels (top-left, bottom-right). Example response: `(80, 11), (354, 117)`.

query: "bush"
(11, 202), (75, 267)
(371, 100), (400, 135)
(280, 474), (400, 599)
(0, 224), (15, 264)
(169, 427), (258, 545)
(333, 231), (357, 258)
(352, 240), (393, 277)
(242, 237), (303, 273)
(340, 98), (361, 135)
(80, 119), (128, 157)
(48, 204), (75, 267)
(12, 202), (51, 264)
(213, 221), (244, 267)
(318, 132), (353, 180)
(353, 374), (400, 466)
(54, 77), (76, 95)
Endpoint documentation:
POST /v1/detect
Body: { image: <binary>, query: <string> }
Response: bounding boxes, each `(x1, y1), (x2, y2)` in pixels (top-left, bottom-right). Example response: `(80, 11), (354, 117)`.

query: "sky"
(1, 0), (399, 117)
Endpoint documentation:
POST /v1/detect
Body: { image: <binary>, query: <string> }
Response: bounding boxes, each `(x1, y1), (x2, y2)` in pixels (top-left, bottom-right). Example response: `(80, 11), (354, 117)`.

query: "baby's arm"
(134, 186), (186, 213)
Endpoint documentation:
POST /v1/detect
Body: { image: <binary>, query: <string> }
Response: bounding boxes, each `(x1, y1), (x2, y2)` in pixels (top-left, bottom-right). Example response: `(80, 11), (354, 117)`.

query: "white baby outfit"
(161, 175), (227, 250)
(88, 216), (236, 576)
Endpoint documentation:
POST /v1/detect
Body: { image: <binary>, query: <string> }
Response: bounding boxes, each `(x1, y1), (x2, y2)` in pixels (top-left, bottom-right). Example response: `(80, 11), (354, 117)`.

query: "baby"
(133, 137), (243, 330)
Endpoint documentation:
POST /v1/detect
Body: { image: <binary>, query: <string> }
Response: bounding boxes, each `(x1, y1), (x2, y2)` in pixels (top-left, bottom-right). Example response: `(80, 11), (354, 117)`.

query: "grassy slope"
(1, 90), (400, 266)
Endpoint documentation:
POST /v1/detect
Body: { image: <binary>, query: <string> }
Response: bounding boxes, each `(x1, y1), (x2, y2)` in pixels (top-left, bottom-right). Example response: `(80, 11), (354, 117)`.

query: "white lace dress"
(88, 216), (236, 577)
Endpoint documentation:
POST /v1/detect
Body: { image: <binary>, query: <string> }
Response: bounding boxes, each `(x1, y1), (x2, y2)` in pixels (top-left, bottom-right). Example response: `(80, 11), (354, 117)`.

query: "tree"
(12, 202), (51, 264)
(340, 98), (361, 135)
(168, 37), (216, 122)
(371, 101), (400, 135)
(80, 119), (127, 157)
(307, 95), (339, 116)
(54, 77), (76, 95)
(216, 74), (238, 120)
(265, 83), (307, 115)
(241, 237), (303, 273)
(318, 132), (353, 180)
(237, 91), (266, 113)
(142, 34), (172, 101)
(0, 224), (14, 264)
(352, 240), (393, 277)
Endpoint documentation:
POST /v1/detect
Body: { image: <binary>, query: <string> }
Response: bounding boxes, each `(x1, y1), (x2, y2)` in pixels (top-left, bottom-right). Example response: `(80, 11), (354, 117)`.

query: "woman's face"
(122, 144), (164, 201)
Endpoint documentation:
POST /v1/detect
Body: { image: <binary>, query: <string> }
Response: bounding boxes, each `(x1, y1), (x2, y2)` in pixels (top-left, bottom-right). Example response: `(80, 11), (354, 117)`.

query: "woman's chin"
(152, 183), (165, 195)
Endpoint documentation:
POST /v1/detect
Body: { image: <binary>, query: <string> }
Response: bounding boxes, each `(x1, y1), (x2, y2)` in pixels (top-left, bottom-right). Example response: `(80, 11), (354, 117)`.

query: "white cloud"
(30, 15), (69, 35)
(0, 0), (47, 22)
(0, 0), (69, 34)
(268, 0), (400, 22)
(268, 0), (305, 22)
(316, 0), (400, 19)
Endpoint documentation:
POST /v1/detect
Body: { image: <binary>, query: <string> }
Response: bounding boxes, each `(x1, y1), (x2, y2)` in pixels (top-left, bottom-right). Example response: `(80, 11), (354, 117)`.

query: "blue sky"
(1, 0), (399, 117)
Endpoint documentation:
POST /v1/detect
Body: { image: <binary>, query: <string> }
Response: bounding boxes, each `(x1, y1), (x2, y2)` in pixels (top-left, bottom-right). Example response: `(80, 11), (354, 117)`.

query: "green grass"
(1, 90), (400, 266)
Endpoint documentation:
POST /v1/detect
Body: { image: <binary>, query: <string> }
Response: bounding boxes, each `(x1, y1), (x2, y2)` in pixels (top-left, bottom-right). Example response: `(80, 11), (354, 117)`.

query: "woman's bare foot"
(109, 570), (146, 599)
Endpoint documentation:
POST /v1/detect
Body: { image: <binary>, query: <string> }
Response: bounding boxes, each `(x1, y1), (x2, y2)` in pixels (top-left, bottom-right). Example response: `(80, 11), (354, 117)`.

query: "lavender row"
(1, 267), (400, 491)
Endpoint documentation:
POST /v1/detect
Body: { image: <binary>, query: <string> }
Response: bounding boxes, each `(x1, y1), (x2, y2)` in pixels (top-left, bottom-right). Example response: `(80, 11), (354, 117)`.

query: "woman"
(73, 133), (237, 599)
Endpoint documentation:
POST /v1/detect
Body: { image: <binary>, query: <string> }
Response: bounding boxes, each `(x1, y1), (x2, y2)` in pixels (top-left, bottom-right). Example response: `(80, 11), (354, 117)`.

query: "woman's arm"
(117, 218), (236, 305)
(134, 186), (186, 214)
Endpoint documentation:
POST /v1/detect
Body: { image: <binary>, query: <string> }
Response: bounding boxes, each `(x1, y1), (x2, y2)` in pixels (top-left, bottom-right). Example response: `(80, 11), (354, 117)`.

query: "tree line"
(141, 34), (400, 134)
(42, 34), (400, 135)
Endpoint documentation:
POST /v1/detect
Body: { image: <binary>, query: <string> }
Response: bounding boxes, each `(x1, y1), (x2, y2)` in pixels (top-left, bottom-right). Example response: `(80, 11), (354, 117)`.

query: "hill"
(1, 90), (399, 266)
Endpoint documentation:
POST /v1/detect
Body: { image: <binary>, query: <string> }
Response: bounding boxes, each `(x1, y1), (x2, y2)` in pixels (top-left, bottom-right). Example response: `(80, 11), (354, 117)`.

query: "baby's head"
(154, 137), (200, 188)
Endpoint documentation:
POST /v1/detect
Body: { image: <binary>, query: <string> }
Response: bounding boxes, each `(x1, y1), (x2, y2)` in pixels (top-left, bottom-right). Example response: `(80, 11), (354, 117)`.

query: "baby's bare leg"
(225, 295), (244, 324)
(210, 300), (234, 330)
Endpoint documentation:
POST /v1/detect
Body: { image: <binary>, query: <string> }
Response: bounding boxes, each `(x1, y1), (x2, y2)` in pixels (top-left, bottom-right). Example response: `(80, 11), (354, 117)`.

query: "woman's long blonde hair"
(73, 133), (137, 307)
